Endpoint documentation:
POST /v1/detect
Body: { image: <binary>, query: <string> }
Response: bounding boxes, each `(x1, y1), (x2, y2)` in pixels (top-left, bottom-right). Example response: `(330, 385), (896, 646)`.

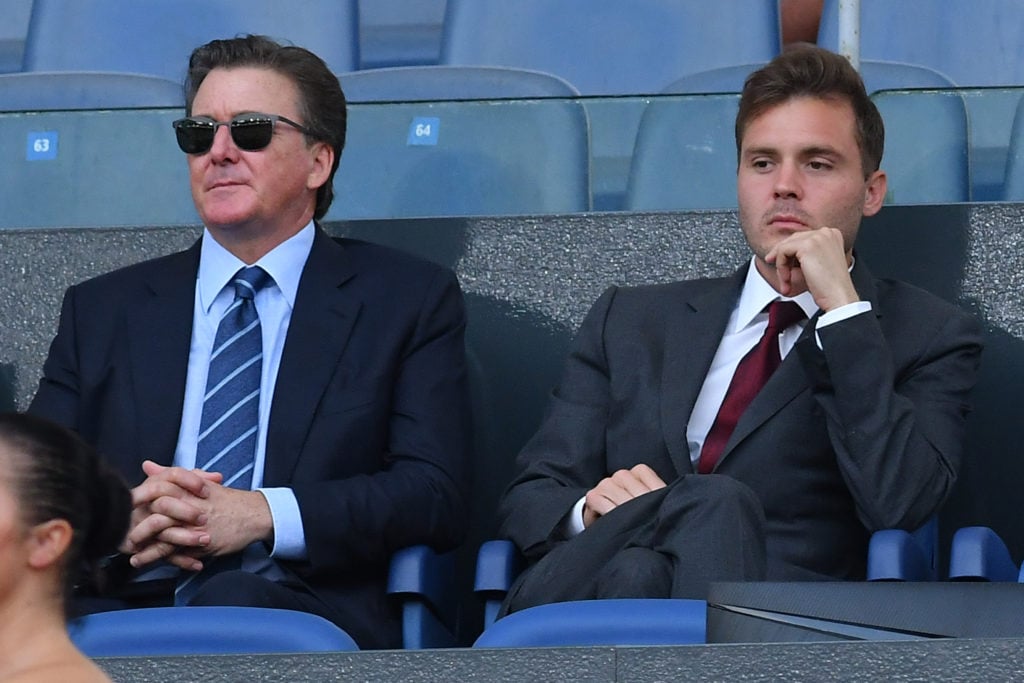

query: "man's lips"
(768, 214), (809, 229)
(207, 178), (245, 190)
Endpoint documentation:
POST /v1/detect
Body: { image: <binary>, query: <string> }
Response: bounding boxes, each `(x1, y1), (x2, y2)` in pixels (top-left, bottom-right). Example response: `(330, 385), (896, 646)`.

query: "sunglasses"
(172, 113), (314, 154)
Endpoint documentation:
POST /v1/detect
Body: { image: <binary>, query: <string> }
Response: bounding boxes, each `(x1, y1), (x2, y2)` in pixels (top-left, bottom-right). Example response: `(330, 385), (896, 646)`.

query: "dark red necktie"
(697, 300), (806, 474)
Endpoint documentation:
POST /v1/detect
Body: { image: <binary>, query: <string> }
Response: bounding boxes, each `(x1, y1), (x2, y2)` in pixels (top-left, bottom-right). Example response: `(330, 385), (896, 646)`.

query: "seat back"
(23, 0), (359, 81)
(819, 0), (1024, 87)
(0, 107), (196, 229)
(0, 72), (183, 112)
(624, 94), (740, 211)
(358, 0), (447, 69)
(440, 0), (780, 96)
(69, 606), (359, 656)
(661, 60), (956, 96)
(872, 89), (970, 204)
(330, 98), (590, 220)
(340, 65), (580, 103)
(1000, 93), (1024, 200)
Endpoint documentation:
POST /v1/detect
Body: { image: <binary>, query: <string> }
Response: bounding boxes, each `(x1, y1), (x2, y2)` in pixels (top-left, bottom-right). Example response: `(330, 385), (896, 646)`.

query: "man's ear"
(27, 518), (73, 570)
(306, 141), (335, 192)
(862, 169), (887, 217)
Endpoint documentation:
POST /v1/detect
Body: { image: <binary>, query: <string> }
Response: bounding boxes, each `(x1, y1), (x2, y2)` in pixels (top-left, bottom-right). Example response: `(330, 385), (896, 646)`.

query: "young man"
(498, 45), (982, 612)
(29, 35), (471, 649)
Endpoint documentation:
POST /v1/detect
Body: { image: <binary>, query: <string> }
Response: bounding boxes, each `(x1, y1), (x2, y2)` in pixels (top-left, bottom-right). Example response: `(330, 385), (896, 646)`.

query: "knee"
(186, 570), (280, 608)
(594, 547), (673, 599)
(661, 474), (766, 529)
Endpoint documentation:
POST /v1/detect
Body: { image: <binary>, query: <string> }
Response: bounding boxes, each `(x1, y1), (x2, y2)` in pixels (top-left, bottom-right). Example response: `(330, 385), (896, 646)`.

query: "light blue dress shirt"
(173, 222), (314, 560)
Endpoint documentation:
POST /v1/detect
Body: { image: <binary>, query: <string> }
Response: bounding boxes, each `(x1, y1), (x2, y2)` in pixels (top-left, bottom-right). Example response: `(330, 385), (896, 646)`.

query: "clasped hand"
(121, 460), (271, 572)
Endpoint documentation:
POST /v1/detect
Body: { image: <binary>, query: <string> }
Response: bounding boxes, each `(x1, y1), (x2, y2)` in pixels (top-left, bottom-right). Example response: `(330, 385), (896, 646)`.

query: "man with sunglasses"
(29, 35), (471, 650)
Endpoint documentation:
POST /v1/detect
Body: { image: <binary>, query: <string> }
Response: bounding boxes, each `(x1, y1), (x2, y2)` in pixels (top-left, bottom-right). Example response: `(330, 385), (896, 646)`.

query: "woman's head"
(0, 413), (130, 607)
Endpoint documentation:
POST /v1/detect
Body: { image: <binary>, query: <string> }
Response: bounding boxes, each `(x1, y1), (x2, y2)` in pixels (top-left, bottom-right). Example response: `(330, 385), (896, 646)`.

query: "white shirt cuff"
(814, 300), (873, 347)
(560, 496), (588, 538)
(258, 487), (308, 560)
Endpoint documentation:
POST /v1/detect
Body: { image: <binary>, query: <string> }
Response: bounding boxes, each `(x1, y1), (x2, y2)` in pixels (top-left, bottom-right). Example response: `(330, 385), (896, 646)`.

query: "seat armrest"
(949, 526), (1020, 582)
(473, 540), (524, 626)
(387, 544), (457, 648)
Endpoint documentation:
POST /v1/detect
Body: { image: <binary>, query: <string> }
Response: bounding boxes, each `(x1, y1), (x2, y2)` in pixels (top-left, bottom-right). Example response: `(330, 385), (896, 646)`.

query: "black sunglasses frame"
(172, 113), (315, 154)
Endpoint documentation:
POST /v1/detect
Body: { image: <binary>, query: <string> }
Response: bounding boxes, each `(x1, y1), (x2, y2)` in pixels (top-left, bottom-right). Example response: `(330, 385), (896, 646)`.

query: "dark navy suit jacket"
(30, 228), (472, 648)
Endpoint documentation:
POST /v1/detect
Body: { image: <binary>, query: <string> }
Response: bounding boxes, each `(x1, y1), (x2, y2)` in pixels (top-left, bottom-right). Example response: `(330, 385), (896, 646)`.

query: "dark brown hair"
(736, 44), (884, 176)
(185, 34), (347, 220)
(0, 412), (130, 606)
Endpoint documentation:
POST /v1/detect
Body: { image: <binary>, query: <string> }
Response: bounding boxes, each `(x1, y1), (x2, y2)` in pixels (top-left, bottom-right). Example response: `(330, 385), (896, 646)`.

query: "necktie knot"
(232, 266), (270, 302)
(766, 300), (805, 334)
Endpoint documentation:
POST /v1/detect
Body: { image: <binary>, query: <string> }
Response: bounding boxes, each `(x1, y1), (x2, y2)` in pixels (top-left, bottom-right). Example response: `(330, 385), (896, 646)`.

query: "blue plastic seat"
(872, 89), (971, 204)
(440, 0), (780, 96)
(69, 606), (359, 656)
(22, 0), (358, 81)
(341, 65), (579, 103)
(473, 597), (706, 648)
(818, 0), (1024, 87)
(330, 97), (590, 220)
(624, 94), (741, 211)
(358, 0), (446, 69)
(0, 107), (196, 230)
(948, 526), (1024, 582)
(1000, 93), (1024, 201)
(0, 72), (182, 112)
(866, 517), (939, 581)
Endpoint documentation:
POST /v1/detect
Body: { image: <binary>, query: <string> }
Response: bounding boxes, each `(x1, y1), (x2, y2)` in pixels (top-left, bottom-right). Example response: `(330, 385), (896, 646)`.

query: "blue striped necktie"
(196, 265), (271, 489)
(176, 266), (270, 605)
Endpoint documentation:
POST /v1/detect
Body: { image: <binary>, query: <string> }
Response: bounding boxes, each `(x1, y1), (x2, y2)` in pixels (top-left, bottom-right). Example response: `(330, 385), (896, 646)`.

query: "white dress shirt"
(173, 222), (314, 560)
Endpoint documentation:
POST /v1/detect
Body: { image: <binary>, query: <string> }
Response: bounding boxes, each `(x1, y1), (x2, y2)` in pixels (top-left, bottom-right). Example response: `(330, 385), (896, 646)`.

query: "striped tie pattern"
(196, 266), (270, 490)
(176, 266), (269, 605)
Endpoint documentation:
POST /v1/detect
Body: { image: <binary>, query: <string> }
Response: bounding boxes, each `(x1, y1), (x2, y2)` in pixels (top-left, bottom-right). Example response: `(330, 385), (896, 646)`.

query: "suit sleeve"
(497, 287), (620, 559)
(796, 301), (983, 531)
(28, 285), (84, 430)
(290, 267), (473, 574)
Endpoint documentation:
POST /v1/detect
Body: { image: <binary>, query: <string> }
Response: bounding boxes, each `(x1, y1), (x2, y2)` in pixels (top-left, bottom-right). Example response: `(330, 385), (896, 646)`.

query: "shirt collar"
(732, 257), (821, 332)
(197, 221), (316, 313)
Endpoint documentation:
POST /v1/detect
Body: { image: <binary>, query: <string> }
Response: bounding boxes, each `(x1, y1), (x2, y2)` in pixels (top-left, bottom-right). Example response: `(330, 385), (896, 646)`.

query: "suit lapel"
(660, 270), (744, 475)
(127, 243), (200, 466)
(714, 256), (881, 469)
(264, 230), (359, 485)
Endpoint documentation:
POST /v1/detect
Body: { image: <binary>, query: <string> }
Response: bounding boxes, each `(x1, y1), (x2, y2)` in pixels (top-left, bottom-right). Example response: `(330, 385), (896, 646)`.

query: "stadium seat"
(387, 545), (460, 648)
(818, 0), (1024, 87)
(0, 0), (32, 74)
(872, 89), (971, 204)
(948, 526), (1024, 582)
(359, 0), (446, 69)
(0, 72), (182, 111)
(1000, 93), (1024, 201)
(624, 94), (741, 211)
(476, 515), (941, 645)
(440, 0), (781, 96)
(329, 97), (590, 220)
(341, 65), (579, 103)
(866, 517), (939, 581)
(69, 606), (360, 656)
(0, 107), (196, 230)
(661, 60), (956, 96)
(472, 597), (706, 648)
(22, 0), (358, 82)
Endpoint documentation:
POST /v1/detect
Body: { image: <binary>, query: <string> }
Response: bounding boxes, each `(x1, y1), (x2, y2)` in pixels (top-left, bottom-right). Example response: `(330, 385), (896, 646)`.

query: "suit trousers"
(502, 474), (768, 615)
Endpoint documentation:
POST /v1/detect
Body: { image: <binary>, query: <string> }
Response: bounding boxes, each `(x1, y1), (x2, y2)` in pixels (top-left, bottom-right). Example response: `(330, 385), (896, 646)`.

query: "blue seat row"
(69, 520), (933, 656)
(7, 1), (1024, 98)
(1, 86), (1013, 231)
